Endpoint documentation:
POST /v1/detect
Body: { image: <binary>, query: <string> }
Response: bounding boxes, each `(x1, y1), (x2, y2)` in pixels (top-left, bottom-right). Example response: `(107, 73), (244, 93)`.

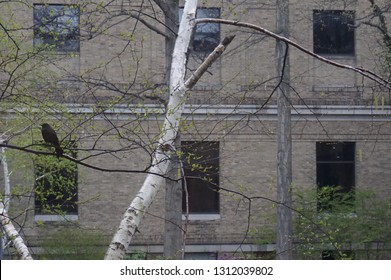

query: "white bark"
(105, 0), (235, 259)
(0, 201), (33, 260)
(1, 147), (11, 212)
(104, 0), (198, 260)
(1, 144), (11, 258)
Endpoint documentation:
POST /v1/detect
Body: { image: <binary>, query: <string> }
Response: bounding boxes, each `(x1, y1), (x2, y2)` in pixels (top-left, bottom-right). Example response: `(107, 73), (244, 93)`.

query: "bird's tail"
(55, 146), (63, 158)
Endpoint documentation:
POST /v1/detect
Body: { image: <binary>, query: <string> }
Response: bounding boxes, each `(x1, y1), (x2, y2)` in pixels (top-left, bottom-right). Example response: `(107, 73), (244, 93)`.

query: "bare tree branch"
(196, 18), (391, 89)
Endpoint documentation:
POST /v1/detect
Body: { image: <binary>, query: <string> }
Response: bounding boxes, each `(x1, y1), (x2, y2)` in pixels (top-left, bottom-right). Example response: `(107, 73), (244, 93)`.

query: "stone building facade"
(1, 0), (391, 259)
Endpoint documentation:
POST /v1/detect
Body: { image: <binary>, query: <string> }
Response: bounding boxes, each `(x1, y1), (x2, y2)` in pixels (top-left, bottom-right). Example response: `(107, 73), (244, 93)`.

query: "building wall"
(1, 0), (391, 259)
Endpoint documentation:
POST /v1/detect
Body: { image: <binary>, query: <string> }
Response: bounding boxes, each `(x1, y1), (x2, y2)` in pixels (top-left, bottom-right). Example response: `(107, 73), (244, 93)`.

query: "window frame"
(316, 142), (356, 211)
(34, 141), (78, 217)
(179, 7), (221, 53)
(33, 4), (80, 53)
(181, 141), (220, 215)
(313, 10), (355, 56)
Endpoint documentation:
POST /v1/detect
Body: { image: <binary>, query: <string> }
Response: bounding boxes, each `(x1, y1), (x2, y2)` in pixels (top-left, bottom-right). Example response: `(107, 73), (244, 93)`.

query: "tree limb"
(105, 1), (235, 260)
(196, 18), (391, 89)
(0, 201), (33, 260)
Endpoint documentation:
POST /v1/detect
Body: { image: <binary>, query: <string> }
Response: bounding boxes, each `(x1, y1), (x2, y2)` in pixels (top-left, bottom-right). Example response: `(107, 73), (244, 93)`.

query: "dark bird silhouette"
(41, 123), (63, 158)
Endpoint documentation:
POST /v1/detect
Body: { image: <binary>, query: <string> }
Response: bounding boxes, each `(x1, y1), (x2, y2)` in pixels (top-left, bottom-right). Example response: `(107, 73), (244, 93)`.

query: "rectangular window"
(179, 8), (220, 53)
(34, 4), (80, 52)
(181, 141), (219, 214)
(313, 10), (355, 55)
(316, 142), (355, 211)
(34, 143), (78, 215)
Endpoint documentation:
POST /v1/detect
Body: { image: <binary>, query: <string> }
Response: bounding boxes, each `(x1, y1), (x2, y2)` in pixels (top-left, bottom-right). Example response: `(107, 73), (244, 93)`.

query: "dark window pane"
(193, 8), (220, 52)
(182, 141), (219, 214)
(316, 142), (355, 211)
(34, 4), (80, 52)
(316, 142), (355, 161)
(35, 142), (78, 215)
(179, 8), (220, 52)
(184, 178), (219, 213)
(313, 10), (355, 55)
(316, 162), (355, 191)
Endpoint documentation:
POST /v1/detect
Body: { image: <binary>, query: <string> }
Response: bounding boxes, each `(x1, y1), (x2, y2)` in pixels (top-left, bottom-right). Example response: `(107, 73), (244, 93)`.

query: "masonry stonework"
(1, 0), (391, 259)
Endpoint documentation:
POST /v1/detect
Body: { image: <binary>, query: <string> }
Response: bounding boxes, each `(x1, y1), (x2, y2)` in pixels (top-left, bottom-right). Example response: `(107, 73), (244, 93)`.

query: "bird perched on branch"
(41, 123), (63, 158)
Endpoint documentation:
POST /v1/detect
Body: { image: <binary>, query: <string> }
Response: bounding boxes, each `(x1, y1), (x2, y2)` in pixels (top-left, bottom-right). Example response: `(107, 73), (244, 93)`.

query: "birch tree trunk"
(105, 2), (234, 260)
(1, 147), (11, 212)
(0, 201), (33, 260)
(1, 145), (11, 259)
(275, 0), (293, 260)
(104, 0), (197, 260)
(1, 141), (32, 259)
